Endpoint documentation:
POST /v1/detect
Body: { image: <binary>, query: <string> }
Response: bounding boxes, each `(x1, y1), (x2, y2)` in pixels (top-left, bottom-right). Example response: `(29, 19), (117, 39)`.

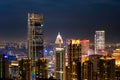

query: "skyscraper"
(98, 56), (115, 80)
(89, 54), (102, 80)
(9, 60), (19, 79)
(81, 40), (89, 55)
(95, 30), (105, 55)
(18, 57), (32, 80)
(67, 39), (81, 80)
(54, 32), (65, 80)
(112, 49), (120, 66)
(27, 13), (44, 65)
(82, 60), (93, 80)
(35, 58), (48, 80)
(0, 54), (9, 79)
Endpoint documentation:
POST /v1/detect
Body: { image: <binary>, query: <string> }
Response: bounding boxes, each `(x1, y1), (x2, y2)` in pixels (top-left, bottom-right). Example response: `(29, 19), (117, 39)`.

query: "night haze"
(0, 0), (120, 43)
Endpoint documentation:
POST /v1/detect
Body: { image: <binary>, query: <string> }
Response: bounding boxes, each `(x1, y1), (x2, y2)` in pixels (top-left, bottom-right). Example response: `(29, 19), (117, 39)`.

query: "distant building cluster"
(0, 13), (120, 80)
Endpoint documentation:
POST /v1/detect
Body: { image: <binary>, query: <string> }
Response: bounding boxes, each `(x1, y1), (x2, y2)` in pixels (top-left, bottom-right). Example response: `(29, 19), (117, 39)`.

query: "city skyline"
(0, 0), (120, 43)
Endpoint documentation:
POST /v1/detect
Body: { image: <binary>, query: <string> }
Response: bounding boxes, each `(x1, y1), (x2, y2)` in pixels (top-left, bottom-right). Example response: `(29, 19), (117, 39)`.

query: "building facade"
(82, 60), (93, 80)
(27, 13), (44, 66)
(54, 32), (65, 80)
(0, 54), (9, 79)
(81, 40), (89, 55)
(18, 57), (31, 80)
(9, 60), (19, 80)
(89, 54), (102, 80)
(35, 58), (48, 80)
(98, 56), (115, 80)
(95, 30), (105, 55)
(67, 39), (81, 80)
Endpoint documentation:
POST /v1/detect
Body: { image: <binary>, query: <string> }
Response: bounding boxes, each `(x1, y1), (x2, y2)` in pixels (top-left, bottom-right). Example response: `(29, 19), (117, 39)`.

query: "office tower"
(18, 57), (31, 80)
(89, 54), (102, 80)
(112, 49), (120, 66)
(35, 58), (48, 80)
(64, 39), (69, 67)
(9, 60), (19, 79)
(67, 39), (81, 80)
(54, 32), (65, 80)
(81, 40), (89, 55)
(95, 30), (105, 55)
(27, 13), (44, 65)
(82, 60), (93, 80)
(112, 49), (120, 79)
(0, 54), (9, 79)
(98, 56), (115, 80)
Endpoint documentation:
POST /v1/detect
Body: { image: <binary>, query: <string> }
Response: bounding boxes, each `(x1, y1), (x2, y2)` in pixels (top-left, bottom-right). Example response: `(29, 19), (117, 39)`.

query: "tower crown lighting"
(55, 32), (63, 44)
(71, 40), (80, 44)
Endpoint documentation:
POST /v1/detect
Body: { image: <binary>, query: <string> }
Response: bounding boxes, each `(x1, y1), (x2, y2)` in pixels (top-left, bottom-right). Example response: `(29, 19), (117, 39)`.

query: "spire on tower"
(55, 32), (63, 46)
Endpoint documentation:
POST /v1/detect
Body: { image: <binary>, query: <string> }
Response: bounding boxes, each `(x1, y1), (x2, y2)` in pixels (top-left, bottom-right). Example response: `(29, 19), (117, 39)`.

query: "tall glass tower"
(27, 13), (44, 65)
(54, 32), (65, 80)
(95, 30), (105, 55)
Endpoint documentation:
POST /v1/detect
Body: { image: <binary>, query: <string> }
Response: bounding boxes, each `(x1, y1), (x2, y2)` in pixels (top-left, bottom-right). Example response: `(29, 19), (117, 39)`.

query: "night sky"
(0, 0), (120, 43)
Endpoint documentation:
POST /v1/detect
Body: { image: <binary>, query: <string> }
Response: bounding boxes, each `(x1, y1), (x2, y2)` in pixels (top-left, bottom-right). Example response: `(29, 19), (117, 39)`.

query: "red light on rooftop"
(81, 40), (89, 42)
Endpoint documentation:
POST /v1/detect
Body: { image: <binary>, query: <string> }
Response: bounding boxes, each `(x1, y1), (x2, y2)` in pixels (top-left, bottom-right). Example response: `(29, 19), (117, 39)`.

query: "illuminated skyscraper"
(112, 49), (120, 66)
(54, 32), (65, 80)
(89, 54), (102, 80)
(95, 30), (105, 55)
(82, 60), (93, 80)
(98, 56), (115, 80)
(35, 58), (48, 80)
(18, 57), (32, 80)
(27, 13), (44, 65)
(9, 61), (19, 79)
(67, 39), (81, 80)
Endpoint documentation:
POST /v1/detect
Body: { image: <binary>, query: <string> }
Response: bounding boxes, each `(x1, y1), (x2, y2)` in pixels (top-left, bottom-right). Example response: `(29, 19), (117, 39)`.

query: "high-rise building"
(89, 54), (102, 80)
(95, 30), (105, 55)
(54, 32), (65, 80)
(27, 13), (44, 65)
(81, 40), (89, 55)
(18, 57), (31, 80)
(82, 60), (93, 80)
(112, 49), (120, 66)
(35, 58), (48, 80)
(9, 60), (19, 80)
(27, 13), (49, 80)
(0, 54), (9, 79)
(98, 56), (115, 80)
(67, 39), (81, 80)
(112, 49), (120, 80)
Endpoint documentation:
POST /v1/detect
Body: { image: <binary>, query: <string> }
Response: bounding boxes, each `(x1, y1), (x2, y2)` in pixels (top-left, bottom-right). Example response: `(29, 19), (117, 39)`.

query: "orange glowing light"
(71, 40), (80, 44)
